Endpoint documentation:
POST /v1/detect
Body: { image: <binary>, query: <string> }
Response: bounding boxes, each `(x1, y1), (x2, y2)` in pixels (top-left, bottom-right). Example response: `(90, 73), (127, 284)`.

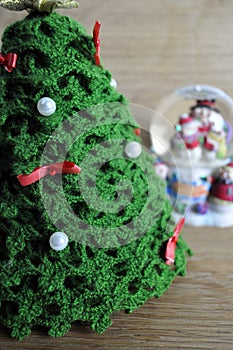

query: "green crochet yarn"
(0, 11), (191, 340)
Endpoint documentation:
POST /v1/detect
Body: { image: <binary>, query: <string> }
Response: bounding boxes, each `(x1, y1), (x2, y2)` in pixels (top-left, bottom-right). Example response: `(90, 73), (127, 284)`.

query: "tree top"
(0, 0), (79, 12)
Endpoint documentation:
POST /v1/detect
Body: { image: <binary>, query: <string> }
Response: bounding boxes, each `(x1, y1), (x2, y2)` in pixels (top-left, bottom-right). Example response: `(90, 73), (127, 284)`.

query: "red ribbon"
(17, 161), (81, 187)
(0, 53), (18, 72)
(134, 128), (141, 136)
(93, 21), (101, 66)
(165, 217), (185, 265)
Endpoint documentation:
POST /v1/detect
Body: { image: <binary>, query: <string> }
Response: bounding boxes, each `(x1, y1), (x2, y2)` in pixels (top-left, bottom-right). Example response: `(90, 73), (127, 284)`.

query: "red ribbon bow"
(93, 21), (101, 66)
(17, 160), (81, 187)
(0, 53), (18, 72)
(165, 217), (185, 265)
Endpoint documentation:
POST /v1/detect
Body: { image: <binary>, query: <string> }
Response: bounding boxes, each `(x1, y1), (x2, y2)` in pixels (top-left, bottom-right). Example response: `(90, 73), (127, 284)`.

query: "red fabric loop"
(93, 21), (101, 65)
(165, 217), (185, 265)
(17, 161), (81, 187)
(0, 53), (18, 72)
(134, 128), (141, 136)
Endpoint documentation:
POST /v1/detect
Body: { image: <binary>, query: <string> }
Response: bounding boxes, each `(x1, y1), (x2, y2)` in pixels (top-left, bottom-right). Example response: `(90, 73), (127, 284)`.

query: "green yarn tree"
(0, 2), (191, 340)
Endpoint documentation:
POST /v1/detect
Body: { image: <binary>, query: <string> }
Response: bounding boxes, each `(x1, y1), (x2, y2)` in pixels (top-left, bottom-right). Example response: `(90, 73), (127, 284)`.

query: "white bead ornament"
(110, 78), (117, 89)
(49, 232), (69, 251)
(125, 141), (142, 159)
(37, 97), (56, 116)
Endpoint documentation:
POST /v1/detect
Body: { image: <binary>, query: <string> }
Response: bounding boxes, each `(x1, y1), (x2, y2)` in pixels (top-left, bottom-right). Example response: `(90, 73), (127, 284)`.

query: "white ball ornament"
(49, 232), (69, 251)
(37, 97), (56, 116)
(110, 78), (118, 89)
(125, 141), (142, 159)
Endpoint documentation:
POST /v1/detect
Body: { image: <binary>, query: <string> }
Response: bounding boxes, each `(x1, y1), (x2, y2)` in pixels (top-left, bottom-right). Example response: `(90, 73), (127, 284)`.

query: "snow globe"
(150, 85), (233, 227)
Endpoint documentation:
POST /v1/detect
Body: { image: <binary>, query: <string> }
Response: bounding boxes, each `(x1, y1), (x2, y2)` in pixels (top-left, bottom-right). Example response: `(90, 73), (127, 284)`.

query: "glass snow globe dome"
(149, 85), (233, 227)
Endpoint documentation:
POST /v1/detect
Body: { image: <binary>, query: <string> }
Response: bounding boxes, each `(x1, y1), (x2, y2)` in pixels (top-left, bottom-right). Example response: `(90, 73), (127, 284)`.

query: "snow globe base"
(173, 205), (233, 228)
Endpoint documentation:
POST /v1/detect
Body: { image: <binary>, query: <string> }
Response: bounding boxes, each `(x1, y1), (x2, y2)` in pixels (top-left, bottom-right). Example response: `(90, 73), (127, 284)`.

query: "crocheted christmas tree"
(0, 1), (191, 340)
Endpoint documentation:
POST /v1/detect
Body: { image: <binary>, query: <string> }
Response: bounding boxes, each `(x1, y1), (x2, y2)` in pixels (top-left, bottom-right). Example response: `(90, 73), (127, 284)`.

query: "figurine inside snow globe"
(150, 85), (233, 227)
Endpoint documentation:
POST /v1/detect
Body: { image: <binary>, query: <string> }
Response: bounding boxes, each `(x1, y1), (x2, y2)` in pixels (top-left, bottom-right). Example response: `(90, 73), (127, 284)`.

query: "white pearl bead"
(125, 141), (142, 159)
(37, 97), (56, 116)
(49, 232), (68, 251)
(110, 78), (117, 89)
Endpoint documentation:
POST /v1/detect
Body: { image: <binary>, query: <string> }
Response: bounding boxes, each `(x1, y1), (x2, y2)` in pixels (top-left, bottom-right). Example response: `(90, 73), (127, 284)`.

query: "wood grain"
(1, 1), (233, 349)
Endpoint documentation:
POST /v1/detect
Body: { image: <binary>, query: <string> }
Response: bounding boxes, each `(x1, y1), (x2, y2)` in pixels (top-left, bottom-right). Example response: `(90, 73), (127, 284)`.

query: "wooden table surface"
(1, 1), (233, 349)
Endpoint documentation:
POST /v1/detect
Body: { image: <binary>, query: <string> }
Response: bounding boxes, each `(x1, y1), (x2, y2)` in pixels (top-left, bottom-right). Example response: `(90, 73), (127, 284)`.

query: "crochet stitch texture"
(0, 11), (191, 339)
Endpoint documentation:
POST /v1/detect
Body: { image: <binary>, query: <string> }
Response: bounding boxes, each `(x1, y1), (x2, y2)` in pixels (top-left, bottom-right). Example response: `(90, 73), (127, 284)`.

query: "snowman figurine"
(209, 162), (233, 212)
(171, 113), (202, 160)
(203, 109), (227, 159)
(190, 99), (215, 142)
